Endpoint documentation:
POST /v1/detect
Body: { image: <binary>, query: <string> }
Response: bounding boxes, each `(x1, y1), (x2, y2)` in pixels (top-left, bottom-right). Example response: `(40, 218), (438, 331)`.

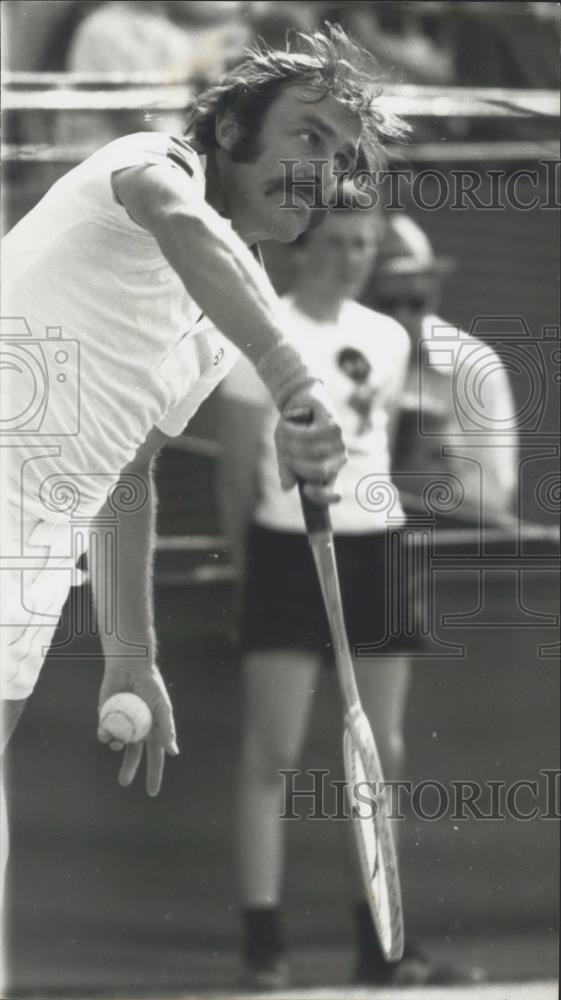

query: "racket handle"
(288, 408), (332, 536)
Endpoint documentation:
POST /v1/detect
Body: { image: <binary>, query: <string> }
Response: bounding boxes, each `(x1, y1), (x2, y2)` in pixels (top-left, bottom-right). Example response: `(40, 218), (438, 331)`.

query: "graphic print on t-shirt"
(336, 346), (378, 436)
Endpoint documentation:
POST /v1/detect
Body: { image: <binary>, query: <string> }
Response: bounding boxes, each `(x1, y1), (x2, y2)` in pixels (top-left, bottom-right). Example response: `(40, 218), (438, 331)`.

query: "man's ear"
(215, 110), (241, 152)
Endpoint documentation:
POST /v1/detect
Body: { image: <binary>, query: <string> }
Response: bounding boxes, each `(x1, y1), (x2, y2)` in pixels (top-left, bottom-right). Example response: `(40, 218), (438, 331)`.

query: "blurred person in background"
(53, 0), (248, 148)
(323, 1), (455, 86)
(448, 1), (560, 142)
(219, 191), (483, 989)
(361, 214), (518, 526)
(320, 1), (456, 143)
(247, 1), (321, 48)
(450, 1), (560, 89)
(219, 193), (409, 990)
(67, 1), (247, 80)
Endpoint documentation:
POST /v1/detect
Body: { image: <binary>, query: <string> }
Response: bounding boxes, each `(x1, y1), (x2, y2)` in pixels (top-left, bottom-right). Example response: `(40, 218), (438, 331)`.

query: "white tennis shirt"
(2, 132), (239, 521)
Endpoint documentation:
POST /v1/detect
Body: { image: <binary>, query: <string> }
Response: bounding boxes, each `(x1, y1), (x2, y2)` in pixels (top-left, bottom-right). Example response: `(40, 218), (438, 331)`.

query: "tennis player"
(1, 25), (404, 803)
(218, 195), (417, 989)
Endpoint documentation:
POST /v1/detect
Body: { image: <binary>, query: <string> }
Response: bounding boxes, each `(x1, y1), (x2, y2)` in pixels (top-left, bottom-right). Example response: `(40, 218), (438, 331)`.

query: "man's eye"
(334, 153), (351, 174)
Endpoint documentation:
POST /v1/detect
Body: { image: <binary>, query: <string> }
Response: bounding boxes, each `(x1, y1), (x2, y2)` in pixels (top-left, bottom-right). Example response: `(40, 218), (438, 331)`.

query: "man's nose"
(319, 158), (341, 205)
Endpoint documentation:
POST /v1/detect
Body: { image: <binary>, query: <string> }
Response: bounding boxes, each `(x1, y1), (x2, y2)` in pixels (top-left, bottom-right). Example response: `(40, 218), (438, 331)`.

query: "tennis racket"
(291, 411), (404, 962)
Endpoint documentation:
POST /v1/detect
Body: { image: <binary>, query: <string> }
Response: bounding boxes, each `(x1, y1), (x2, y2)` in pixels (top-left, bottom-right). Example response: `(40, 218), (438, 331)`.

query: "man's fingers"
(302, 482), (342, 505)
(275, 415), (345, 497)
(146, 743), (165, 797)
(278, 430), (345, 475)
(280, 420), (344, 452)
(98, 727), (126, 752)
(118, 742), (143, 787)
(153, 700), (179, 755)
(282, 440), (342, 467)
(284, 455), (344, 485)
(277, 457), (296, 490)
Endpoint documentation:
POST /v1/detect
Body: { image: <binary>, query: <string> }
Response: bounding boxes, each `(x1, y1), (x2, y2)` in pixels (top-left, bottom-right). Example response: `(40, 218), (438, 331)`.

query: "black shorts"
(239, 523), (413, 661)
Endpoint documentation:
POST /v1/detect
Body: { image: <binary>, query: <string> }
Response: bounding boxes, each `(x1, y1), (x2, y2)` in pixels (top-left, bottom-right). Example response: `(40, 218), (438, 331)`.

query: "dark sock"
(242, 906), (285, 967)
(354, 901), (389, 973)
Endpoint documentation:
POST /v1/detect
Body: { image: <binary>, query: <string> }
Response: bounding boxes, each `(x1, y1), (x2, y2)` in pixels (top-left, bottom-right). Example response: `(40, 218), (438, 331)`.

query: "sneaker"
(239, 955), (290, 992)
(354, 945), (486, 986)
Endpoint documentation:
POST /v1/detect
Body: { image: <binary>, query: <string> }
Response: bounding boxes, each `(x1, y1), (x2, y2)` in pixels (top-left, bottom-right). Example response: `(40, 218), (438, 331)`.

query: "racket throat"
(308, 535), (360, 707)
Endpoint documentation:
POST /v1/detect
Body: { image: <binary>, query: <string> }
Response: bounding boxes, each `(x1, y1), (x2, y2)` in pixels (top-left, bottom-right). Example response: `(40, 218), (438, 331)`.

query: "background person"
(55, 1), (249, 149)
(361, 213), (519, 527)
(219, 197), (420, 989)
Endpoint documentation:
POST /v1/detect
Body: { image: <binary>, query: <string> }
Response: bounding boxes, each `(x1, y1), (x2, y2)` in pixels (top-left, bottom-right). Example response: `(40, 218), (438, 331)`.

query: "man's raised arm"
(112, 163), (346, 504)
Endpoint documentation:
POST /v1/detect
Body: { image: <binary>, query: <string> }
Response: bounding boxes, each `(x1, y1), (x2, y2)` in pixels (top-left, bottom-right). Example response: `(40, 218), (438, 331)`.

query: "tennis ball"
(99, 693), (152, 744)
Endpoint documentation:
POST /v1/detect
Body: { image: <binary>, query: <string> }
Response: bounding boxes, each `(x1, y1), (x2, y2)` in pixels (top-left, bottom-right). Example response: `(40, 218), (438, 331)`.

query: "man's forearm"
(90, 463), (157, 666)
(113, 166), (316, 406)
(153, 208), (284, 363)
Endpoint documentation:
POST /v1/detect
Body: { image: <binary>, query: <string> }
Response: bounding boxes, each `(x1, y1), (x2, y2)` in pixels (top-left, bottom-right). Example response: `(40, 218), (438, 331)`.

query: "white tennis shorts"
(1, 501), (87, 700)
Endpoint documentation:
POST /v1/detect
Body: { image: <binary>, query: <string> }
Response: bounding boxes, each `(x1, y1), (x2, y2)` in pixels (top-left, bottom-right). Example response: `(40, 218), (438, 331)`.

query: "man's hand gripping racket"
(291, 410), (405, 962)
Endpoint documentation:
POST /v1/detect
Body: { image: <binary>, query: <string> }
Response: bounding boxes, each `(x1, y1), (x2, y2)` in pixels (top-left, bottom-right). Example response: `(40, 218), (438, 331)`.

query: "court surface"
(213, 987), (556, 1000)
(12, 979), (556, 1000)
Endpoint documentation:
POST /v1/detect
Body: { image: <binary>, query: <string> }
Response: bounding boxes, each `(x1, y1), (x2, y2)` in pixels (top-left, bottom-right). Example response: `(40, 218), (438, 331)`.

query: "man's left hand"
(98, 661), (179, 796)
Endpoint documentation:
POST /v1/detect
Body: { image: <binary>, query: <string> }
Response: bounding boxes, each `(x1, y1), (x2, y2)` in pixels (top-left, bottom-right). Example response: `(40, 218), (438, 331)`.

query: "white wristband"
(255, 341), (318, 411)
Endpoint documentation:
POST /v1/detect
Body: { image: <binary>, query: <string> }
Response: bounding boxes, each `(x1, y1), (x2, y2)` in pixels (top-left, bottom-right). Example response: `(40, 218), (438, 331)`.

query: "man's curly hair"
(185, 23), (408, 171)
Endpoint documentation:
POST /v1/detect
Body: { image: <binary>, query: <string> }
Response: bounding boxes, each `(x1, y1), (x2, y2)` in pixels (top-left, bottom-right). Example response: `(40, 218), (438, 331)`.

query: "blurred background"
(1, 1), (559, 995)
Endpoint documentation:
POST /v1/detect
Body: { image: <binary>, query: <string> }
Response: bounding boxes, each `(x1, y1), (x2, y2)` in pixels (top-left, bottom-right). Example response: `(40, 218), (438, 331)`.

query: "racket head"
(343, 723), (404, 962)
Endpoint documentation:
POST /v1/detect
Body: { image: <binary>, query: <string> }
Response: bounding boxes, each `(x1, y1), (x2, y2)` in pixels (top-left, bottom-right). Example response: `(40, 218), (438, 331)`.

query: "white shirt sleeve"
(155, 318), (241, 436)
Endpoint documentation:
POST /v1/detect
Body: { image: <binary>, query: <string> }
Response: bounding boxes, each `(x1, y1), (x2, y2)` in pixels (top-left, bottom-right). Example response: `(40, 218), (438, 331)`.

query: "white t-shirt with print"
(2, 132), (239, 522)
(222, 296), (410, 534)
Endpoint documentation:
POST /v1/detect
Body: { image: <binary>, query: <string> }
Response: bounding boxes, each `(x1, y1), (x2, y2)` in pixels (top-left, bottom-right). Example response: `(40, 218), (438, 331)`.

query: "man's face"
(219, 85), (362, 243)
(300, 210), (382, 300)
(371, 272), (441, 342)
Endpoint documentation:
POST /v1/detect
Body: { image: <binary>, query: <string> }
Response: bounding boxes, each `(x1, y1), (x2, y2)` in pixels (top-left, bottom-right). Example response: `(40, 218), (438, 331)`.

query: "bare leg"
(238, 649), (321, 906)
(354, 654), (412, 795)
(1, 699), (28, 948)
(1, 700), (27, 754)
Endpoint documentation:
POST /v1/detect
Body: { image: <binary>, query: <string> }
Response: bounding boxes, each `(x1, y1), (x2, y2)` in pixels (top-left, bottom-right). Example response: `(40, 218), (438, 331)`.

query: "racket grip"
(288, 408), (332, 536)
